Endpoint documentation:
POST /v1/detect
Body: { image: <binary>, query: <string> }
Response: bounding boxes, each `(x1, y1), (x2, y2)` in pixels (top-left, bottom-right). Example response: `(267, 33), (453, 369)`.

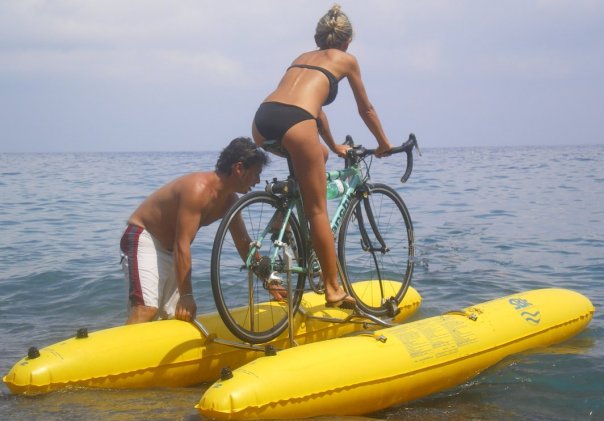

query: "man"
(120, 137), (269, 324)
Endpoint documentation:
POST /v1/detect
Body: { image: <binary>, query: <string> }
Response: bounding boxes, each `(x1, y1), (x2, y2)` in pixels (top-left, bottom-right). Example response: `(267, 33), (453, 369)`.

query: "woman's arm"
(317, 109), (349, 158)
(345, 55), (392, 155)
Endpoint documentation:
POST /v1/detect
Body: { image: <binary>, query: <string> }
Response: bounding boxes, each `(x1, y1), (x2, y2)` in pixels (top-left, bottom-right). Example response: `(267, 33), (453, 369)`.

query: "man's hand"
(268, 282), (288, 301)
(175, 294), (197, 321)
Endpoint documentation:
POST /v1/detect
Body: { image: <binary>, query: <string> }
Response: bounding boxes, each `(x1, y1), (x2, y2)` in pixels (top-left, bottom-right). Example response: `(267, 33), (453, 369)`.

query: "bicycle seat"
(262, 140), (289, 158)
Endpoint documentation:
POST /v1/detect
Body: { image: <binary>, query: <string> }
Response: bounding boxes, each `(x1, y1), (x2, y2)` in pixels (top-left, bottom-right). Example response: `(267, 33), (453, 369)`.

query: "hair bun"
(314, 3), (352, 49)
(329, 4), (341, 18)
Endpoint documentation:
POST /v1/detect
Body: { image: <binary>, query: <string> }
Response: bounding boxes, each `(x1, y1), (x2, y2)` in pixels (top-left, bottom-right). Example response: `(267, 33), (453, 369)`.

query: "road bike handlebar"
(344, 133), (421, 183)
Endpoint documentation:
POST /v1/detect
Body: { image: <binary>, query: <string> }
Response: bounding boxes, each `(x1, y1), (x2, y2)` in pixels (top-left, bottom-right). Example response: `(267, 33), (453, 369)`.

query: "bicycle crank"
(385, 297), (401, 318)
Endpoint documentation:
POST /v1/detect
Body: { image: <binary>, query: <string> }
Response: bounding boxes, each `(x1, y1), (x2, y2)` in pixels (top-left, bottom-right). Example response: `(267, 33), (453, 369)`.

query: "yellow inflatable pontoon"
(198, 288), (594, 419)
(3, 281), (421, 395)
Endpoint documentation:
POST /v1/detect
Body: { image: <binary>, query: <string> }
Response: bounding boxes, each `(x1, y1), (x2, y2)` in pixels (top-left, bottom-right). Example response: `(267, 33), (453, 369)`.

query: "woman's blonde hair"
(314, 4), (353, 50)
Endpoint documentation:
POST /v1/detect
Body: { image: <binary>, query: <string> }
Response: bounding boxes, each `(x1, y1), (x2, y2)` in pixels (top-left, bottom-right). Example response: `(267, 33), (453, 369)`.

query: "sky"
(1, 0), (603, 153)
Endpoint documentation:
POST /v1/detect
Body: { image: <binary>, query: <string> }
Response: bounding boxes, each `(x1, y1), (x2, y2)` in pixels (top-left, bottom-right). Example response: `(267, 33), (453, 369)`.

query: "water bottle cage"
(327, 179), (349, 199)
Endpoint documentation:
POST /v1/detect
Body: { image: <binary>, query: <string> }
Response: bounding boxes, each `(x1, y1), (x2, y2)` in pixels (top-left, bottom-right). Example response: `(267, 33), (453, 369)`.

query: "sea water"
(0, 144), (602, 420)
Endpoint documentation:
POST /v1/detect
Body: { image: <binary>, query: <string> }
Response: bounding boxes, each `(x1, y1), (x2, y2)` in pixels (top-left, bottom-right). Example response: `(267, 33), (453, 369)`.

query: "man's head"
(216, 137), (269, 175)
(216, 137), (269, 193)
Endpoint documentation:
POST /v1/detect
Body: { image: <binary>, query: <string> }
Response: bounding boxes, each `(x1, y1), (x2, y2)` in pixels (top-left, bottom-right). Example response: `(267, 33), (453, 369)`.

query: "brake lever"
(410, 133), (422, 157)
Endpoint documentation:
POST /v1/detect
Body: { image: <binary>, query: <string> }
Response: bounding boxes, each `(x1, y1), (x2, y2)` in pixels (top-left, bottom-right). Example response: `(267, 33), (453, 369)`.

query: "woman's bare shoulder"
(327, 50), (358, 77)
(290, 50), (319, 64)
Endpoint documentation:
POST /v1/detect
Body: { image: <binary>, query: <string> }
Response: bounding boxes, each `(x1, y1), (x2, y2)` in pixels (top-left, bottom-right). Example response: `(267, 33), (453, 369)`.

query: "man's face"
(236, 162), (262, 194)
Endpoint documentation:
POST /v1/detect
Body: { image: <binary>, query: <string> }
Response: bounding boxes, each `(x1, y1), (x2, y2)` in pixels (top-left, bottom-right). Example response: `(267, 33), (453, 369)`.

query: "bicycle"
(210, 133), (420, 344)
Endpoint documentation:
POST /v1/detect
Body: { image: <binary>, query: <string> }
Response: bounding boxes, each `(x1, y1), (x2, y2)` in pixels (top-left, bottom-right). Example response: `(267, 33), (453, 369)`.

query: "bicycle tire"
(211, 191), (306, 344)
(337, 183), (414, 316)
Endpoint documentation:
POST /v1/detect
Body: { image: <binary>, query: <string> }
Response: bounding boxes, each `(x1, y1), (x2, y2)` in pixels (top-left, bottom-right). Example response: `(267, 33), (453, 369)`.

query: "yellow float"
(198, 288), (594, 419)
(3, 281), (421, 395)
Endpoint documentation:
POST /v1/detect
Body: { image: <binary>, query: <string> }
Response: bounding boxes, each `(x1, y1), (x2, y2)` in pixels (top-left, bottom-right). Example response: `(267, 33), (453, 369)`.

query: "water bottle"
(326, 179), (347, 199)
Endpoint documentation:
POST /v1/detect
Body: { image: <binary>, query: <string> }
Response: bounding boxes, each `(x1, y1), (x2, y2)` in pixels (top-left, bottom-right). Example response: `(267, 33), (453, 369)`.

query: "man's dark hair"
(216, 137), (269, 175)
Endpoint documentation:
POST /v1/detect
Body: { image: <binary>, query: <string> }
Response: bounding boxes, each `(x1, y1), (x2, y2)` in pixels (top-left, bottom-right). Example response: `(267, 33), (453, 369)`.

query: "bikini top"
(287, 64), (339, 106)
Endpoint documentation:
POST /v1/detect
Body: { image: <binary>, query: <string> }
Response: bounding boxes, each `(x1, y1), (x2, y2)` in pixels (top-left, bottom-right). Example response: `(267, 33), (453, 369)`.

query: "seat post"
(286, 155), (296, 179)
(262, 139), (296, 179)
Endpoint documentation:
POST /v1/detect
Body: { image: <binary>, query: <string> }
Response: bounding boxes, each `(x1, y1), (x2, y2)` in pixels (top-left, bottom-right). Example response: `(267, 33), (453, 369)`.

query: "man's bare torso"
(127, 172), (236, 251)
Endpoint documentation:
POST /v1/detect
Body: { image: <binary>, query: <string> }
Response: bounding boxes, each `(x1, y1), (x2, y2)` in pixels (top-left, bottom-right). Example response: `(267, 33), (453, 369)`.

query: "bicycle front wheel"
(338, 183), (414, 316)
(211, 191), (306, 344)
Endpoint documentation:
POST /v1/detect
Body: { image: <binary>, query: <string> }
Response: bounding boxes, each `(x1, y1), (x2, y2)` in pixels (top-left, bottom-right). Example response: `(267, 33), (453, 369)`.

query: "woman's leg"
(281, 120), (353, 304)
(252, 122), (264, 147)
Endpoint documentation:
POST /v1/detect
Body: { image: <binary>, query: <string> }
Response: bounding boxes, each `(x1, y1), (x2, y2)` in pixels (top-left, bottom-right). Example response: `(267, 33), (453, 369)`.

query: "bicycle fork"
(354, 193), (390, 301)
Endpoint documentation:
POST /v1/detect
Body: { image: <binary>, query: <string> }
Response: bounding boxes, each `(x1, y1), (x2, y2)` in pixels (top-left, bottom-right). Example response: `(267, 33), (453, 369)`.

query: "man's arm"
(227, 206), (288, 301)
(228, 212), (256, 262)
(220, 192), (258, 263)
(172, 186), (205, 321)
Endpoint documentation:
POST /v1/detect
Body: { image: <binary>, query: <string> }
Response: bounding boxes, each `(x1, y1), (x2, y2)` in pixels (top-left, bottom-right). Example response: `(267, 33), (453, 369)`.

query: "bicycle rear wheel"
(211, 191), (306, 344)
(337, 183), (414, 316)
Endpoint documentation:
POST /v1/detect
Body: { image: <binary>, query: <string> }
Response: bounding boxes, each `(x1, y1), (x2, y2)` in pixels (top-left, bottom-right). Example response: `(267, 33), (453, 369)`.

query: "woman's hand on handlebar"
(333, 143), (352, 158)
(375, 142), (393, 158)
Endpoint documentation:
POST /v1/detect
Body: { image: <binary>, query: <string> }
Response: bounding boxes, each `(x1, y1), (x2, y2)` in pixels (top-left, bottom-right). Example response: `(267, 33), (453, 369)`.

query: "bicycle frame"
(244, 164), (366, 279)
(210, 134), (418, 344)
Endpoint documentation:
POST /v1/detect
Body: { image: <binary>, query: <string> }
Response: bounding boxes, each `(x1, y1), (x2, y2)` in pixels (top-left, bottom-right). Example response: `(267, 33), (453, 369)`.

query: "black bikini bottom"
(254, 102), (317, 141)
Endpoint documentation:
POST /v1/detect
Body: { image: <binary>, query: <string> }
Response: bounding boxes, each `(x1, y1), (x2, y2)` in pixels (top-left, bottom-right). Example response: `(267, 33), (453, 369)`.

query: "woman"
(252, 4), (392, 308)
